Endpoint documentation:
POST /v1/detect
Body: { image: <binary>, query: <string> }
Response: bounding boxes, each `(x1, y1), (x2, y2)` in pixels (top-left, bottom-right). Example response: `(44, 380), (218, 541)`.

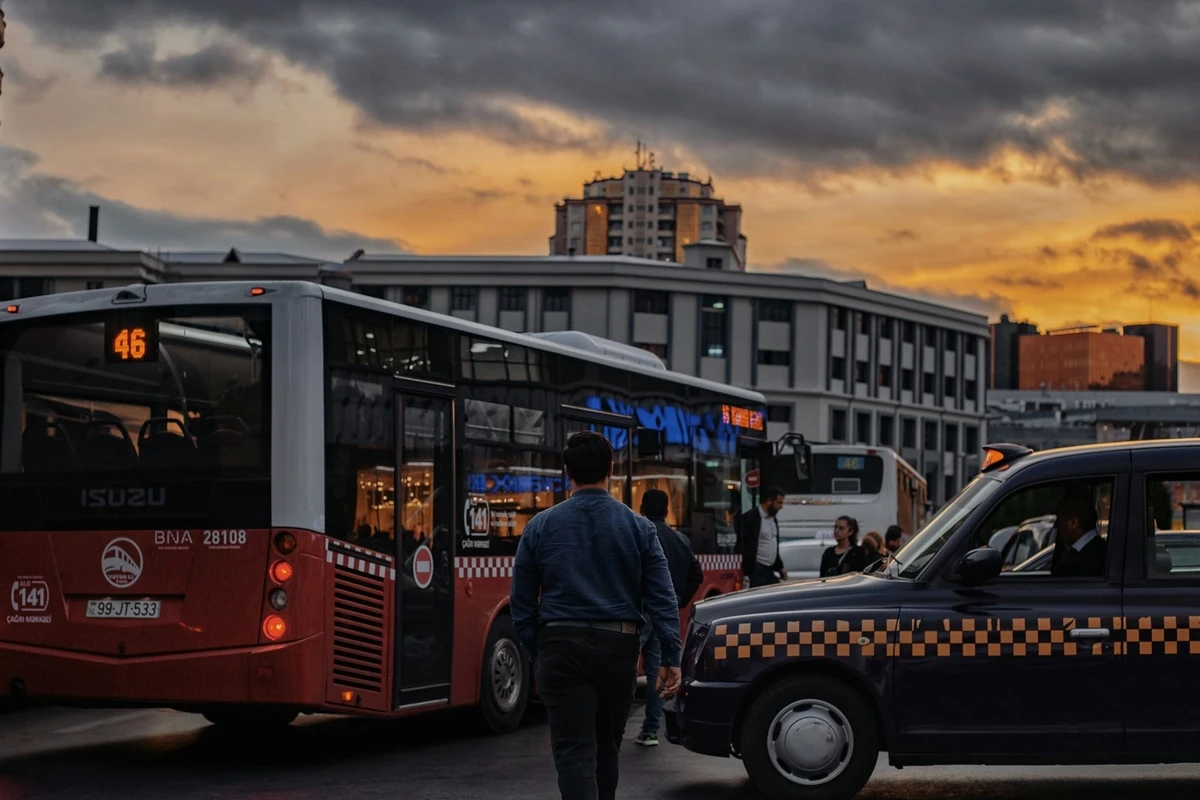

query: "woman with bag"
(819, 515), (867, 577)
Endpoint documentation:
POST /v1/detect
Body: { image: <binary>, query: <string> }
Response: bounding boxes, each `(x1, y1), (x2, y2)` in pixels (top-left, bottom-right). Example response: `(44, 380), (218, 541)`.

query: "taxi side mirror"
(955, 547), (1003, 587)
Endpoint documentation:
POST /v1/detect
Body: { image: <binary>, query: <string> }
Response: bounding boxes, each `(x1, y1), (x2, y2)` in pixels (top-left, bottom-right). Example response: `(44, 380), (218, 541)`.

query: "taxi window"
(1145, 475), (1200, 580)
(974, 478), (1115, 579)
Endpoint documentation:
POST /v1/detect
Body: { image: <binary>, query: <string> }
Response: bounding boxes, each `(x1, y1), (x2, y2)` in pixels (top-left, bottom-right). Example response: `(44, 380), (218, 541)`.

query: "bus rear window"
(0, 307), (270, 477)
(773, 453), (885, 495)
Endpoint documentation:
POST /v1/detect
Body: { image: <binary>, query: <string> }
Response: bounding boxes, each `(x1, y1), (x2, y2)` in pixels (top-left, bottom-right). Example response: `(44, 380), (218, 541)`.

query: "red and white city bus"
(0, 281), (769, 731)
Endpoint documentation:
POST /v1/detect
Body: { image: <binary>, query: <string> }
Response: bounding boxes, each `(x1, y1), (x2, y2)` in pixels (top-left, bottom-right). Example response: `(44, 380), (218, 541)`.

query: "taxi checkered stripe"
(711, 617), (1200, 661)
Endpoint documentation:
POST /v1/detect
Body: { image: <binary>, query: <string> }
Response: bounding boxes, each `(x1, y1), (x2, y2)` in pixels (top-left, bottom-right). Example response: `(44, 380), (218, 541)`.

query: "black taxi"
(664, 439), (1200, 799)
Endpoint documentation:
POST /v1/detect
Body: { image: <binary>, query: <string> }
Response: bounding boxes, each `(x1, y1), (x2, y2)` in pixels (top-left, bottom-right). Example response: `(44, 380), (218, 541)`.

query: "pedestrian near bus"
(510, 432), (682, 800)
(740, 486), (788, 586)
(635, 489), (703, 747)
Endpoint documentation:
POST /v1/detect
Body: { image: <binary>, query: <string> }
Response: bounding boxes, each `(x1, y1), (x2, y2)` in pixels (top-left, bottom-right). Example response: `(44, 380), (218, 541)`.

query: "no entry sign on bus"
(412, 545), (434, 589)
(745, 469), (761, 489)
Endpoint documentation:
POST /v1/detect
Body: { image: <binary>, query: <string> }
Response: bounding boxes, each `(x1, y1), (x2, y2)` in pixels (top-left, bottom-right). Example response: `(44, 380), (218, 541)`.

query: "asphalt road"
(4, 702), (1200, 799)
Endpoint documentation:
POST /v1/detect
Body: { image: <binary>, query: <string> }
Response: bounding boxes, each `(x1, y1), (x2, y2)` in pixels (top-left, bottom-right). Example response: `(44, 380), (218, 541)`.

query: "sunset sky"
(3, 1), (1200, 360)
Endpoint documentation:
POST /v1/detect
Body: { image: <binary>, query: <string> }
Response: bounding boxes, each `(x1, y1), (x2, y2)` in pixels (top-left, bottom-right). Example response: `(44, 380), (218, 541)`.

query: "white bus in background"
(773, 444), (929, 578)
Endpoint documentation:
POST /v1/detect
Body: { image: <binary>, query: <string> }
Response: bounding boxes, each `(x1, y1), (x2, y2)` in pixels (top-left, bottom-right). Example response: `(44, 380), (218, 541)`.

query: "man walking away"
(510, 432), (682, 800)
(635, 489), (703, 747)
(740, 487), (788, 586)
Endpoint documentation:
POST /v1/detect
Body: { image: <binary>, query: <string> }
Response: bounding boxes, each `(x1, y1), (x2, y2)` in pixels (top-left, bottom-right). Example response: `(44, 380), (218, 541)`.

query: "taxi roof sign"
(980, 443), (1033, 473)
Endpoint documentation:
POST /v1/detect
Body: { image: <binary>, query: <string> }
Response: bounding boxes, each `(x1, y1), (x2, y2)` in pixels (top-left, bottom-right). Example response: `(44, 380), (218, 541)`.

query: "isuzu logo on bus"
(102, 537), (144, 588)
(80, 487), (166, 509)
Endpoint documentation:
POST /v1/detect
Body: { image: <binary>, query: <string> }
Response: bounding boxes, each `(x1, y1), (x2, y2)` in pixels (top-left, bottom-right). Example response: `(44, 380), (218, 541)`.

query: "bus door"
(564, 415), (632, 506)
(394, 391), (455, 708)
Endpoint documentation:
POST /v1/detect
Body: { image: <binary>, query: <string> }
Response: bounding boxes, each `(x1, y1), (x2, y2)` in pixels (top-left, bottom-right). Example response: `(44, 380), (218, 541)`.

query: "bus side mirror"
(637, 428), (663, 458)
(793, 443), (812, 482)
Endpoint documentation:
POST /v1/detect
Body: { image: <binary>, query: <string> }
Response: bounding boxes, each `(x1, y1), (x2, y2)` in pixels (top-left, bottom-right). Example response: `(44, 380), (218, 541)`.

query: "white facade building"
(0, 238), (989, 503)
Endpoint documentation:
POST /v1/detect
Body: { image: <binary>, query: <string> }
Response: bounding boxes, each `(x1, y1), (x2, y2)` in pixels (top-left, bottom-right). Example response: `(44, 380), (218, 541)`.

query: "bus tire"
(740, 674), (878, 800)
(203, 708), (298, 729)
(479, 615), (530, 735)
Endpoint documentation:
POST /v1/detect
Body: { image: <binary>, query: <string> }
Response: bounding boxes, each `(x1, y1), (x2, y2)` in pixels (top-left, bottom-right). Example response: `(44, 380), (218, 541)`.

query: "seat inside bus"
(22, 421), (77, 473)
(77, 421), (139, 471)
(138, 418), (197, 470)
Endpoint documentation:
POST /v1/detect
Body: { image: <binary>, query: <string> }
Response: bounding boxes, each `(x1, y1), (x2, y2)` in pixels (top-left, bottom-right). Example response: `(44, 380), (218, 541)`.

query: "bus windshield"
(0, 306), (270, 481)
(777, 452), (885, 496)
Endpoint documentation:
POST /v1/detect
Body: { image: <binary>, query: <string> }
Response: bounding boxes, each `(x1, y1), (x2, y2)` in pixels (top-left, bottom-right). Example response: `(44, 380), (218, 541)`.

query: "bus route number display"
(104, 317), (160, 363)
(722, 404), (765, 431)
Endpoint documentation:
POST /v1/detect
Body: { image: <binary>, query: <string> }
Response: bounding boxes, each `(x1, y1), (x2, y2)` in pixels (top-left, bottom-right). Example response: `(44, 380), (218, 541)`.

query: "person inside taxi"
(1050, 492), (1106, 578)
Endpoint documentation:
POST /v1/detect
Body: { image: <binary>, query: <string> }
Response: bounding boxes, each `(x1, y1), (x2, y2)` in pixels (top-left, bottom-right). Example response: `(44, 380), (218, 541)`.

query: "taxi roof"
(985, 437), (1200, 476)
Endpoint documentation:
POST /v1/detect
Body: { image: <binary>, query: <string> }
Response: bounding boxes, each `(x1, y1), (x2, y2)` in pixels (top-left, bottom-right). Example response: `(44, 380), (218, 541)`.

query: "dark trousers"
(750, 564), (781, 587)
(535, 625), (640, 800)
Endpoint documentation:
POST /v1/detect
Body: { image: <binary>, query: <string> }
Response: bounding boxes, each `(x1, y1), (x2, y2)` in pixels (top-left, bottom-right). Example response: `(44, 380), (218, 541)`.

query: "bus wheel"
(480, 615), (529, 734)
(203, 708), (298, 729)
(740, 675), (878, 800)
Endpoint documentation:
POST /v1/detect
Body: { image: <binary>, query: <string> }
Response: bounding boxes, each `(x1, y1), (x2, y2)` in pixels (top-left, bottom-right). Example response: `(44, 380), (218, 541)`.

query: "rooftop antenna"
(635, 140), (643, 169)
(649, 151), (656, 170)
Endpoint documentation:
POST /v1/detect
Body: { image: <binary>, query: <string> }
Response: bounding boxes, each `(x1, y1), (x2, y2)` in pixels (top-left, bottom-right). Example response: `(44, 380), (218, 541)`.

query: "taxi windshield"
(882, 475), (1003, 579)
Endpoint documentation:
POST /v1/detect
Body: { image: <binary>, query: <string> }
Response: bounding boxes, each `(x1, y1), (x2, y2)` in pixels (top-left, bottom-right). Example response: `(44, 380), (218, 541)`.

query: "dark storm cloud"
(0, 146), (407, 260)
(99, 40), (268, 88)
(1092, 219), (1195, 243)
(15, 0), (1200, 183)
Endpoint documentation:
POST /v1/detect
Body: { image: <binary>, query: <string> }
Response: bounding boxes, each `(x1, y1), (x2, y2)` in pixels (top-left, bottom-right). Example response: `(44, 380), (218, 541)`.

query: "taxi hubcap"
(766, 699), (854, 785)
(491, 638), (522, 713)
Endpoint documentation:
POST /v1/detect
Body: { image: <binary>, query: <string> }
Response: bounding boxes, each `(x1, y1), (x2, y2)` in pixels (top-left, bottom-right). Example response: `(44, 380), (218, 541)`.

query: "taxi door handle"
(1070, 628), (1110, 639)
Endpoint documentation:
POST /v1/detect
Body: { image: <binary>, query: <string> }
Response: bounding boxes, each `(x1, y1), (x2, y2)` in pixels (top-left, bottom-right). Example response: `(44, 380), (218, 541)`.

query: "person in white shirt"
(740, 487), (787, 586)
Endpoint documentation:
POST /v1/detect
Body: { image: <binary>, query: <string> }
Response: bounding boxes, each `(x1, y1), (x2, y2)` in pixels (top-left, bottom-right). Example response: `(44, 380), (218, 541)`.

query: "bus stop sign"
(745, 469), (761, 489)
(413, 545), (434, 590)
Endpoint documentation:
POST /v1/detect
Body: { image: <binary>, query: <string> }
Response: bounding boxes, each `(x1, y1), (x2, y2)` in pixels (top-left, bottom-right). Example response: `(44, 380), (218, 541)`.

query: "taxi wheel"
(479, 615), (531, 735)
(740, 675), (878, 800)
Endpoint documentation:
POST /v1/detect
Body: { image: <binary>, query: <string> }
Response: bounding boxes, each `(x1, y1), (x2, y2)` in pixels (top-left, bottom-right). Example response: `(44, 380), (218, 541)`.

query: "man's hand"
(779, 567), (788, 581)
(657, 666), (682, 698)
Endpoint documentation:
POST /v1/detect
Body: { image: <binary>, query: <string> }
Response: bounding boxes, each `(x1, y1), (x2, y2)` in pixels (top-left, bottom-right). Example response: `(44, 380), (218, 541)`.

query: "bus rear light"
(262, 615), (287, 641)
(6, 305), (18, 314)
(341, 691), (355, 703)
(270, 560), (294, 584)
(274, 532), (297, 556)
(269, 588), (288, 610)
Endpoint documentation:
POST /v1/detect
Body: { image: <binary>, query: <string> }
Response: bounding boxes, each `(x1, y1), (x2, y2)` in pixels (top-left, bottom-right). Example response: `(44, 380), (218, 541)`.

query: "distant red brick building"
(1019, 329), (1146, 391)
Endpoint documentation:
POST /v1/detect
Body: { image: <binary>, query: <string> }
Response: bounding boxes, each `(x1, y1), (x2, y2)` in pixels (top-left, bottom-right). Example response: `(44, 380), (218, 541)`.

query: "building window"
(758, 350), (790, 366)
(879, 318), (893, 339)
(924, 327), (938, 349)
(499, 288), (526, 312)
(767, 404), (793, 424)
(856, 312), (870, 335)
(879, 364), (893, 387)
(923, 372), (936, 396)
(903, 321), (916, 344)
(945, 475), (956, 502)
(831, 409), (847, 442)
(543, 288), (570, 314)
(633, 290), (669, 314)
(831, 357), (846, 381)
(902, 418), (917, 449)
(946, 331), (958, 353)
(832, 308), (847, 330)
(705, 257), (723, 269)
(856, 412), (872, 445)
(86, 280), (104, 290)
(402, 287), (429, 308)
(855, 361), (869, 384)
(924, 420), (938, 451)
(902, 369), (915, 392)
(965, 379), (978, 401)
(570, 221), (582, 233)
(943, 376), (956, 399)
(944, 424), (958, 453)
(357, 285), (388, 300)
(879, 416), (895, 447)
(701, 295), (728, 358)
(964, 425), (979, 455)
(451, 287), (478, 312)
(757, 298), (792, 323)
